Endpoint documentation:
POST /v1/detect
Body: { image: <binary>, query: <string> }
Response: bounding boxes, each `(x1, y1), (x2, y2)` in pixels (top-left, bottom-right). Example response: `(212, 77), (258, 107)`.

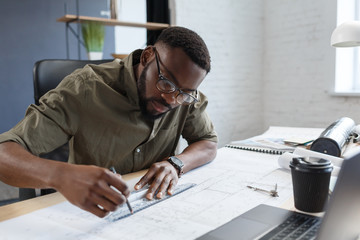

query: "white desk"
(0, 146), (296, 240)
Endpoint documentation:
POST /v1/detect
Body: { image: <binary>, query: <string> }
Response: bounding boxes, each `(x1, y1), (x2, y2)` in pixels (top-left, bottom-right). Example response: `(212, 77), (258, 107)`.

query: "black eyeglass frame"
(153, 47), (199, 105)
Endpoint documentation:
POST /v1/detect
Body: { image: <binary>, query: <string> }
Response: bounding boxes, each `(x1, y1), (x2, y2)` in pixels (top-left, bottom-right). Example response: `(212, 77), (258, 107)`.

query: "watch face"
(170, 156), (184, 167)
(168, 156), (184, 177)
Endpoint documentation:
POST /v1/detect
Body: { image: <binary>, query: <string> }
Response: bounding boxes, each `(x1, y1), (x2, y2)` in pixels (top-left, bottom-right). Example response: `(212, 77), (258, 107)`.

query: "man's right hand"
(0, 142), (129, 218)
(54, 164), (130, 218)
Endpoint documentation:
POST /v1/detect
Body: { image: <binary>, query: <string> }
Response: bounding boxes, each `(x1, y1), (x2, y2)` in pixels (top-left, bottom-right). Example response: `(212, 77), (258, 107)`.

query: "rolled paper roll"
(310, 117), (355, 157)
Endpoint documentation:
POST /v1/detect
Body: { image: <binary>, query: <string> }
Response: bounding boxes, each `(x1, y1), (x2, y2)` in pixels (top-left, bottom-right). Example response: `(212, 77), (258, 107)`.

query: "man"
(0, 26), (218, 218)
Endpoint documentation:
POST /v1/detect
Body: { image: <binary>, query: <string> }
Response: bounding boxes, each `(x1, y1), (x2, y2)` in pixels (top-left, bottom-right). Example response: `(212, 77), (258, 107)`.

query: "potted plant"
(81, 21), (105, 60)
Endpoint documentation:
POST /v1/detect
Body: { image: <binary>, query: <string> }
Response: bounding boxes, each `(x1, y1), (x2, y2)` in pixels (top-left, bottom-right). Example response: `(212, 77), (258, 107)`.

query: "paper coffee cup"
(290, 157), (333, 213)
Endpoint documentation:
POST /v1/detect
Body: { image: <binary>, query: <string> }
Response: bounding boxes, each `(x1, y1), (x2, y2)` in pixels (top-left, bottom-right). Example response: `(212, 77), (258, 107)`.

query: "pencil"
(109, 166), (134, 214)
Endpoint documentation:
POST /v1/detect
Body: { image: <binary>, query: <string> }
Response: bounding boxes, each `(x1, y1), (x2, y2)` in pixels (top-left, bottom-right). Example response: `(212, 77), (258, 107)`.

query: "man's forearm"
(176, 140), (217, 174)
(0, 141), (60, 189)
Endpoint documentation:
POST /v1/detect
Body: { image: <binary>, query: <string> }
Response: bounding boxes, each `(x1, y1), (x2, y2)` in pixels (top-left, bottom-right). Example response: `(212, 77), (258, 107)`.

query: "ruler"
(106, 182), (196, 222)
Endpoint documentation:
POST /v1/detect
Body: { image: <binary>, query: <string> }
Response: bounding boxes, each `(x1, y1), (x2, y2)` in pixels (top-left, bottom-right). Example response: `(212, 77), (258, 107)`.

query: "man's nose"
(161, 92), (178, 105)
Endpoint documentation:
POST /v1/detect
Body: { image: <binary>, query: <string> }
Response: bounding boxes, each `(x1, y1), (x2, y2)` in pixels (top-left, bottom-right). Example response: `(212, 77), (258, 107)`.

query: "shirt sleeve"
(181, 91), (218, 145)
(0, 69), (88, 156)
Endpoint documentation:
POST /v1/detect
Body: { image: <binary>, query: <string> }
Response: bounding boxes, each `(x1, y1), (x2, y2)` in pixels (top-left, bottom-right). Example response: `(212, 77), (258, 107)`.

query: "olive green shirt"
(0, 50), (218, 174)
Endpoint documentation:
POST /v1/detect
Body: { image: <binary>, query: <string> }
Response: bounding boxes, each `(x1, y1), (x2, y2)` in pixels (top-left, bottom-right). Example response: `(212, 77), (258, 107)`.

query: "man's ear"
(140, 46), (154, 66)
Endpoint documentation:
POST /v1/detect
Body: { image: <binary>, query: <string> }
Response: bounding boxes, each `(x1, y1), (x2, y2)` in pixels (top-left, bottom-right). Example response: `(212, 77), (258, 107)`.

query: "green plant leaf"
(81, 21), (105, 52)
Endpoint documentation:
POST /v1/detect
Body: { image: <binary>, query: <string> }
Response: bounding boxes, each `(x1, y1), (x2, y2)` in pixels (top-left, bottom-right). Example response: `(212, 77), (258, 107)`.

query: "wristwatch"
(167, 156), (184, 178)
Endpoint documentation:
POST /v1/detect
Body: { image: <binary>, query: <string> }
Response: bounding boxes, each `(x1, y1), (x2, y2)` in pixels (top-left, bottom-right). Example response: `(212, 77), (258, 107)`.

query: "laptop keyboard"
(259, 212), (321, 240)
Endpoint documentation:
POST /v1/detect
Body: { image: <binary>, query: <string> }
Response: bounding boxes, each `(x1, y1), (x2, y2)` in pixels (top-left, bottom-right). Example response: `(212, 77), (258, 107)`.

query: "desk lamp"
(331, 21), (360, 47)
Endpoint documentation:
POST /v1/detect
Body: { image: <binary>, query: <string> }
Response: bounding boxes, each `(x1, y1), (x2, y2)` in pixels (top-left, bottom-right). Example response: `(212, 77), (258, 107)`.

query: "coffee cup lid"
(290, 157), (333, 172)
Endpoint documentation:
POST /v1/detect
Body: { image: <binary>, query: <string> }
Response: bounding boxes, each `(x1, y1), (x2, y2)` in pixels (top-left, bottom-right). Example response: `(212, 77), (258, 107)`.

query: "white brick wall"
(263, 0), (360, 129)
(174, 0), (360, 148)
(174, 0), (265, 147)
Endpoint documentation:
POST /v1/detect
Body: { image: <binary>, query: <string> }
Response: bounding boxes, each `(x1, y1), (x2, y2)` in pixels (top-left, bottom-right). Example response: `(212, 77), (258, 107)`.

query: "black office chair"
(19, 59), (113, 200)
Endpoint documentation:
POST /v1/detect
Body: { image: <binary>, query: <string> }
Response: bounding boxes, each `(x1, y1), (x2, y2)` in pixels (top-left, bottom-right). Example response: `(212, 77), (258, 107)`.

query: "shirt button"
(136, 148), (141, 153)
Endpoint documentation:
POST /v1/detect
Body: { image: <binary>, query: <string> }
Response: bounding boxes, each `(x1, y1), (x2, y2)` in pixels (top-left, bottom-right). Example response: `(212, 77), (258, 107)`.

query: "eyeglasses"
(153, 47), (199, 105)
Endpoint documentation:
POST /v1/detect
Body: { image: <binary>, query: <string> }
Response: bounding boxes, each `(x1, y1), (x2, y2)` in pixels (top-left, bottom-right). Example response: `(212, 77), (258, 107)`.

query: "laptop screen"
(317, 150), (360, 240)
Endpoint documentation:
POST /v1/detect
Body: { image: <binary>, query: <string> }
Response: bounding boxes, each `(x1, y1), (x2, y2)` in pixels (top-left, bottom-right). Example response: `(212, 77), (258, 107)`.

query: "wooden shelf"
(111, 53), (128, 59)
(57, 14), (170, 30)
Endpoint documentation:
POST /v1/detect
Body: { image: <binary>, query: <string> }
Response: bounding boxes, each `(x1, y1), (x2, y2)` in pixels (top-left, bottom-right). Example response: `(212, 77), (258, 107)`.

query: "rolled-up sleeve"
(0, 71), (87, 156)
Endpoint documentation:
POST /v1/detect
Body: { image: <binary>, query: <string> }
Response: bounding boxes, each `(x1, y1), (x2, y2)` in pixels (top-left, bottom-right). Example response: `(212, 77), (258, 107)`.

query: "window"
(114, 0), (147, 54)
(335, 0), (360, 93)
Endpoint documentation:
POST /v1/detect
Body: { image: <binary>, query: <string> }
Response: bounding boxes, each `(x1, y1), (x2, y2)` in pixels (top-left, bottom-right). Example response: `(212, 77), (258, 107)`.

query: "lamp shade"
(331, 21), (360, 47)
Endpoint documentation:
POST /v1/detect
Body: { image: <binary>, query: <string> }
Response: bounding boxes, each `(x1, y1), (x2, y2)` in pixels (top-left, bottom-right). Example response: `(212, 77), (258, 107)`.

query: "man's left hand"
(134, 160), (179, 200)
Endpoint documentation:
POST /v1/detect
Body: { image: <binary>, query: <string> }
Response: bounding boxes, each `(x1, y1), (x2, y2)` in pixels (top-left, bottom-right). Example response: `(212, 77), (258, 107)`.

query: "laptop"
(197, 150), (360, 240)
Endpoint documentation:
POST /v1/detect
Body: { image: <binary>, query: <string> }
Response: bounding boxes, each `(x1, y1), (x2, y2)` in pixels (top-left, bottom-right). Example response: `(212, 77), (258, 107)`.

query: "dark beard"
(137, 64), (170, 120)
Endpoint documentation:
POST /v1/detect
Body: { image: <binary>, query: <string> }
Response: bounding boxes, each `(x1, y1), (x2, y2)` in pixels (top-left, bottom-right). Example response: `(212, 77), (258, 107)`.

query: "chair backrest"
(33, 59), (112, 105)
(19, 59), (113, 201)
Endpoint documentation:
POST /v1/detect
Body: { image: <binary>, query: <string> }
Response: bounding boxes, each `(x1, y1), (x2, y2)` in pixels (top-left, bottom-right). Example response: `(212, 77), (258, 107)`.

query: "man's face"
(137, 46), (207, 119)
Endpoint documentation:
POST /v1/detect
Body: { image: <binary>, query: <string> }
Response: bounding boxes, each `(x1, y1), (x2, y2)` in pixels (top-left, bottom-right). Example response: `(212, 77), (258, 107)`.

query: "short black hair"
(155, 26), (211, 73)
